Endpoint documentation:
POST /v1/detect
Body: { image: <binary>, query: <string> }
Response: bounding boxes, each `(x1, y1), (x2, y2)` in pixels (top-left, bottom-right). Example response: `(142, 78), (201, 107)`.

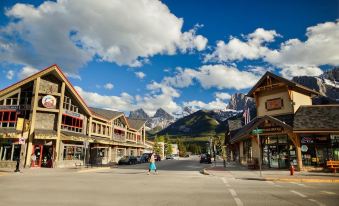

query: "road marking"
(308, 199), (326, 206)
(321, 191), (336, 195)
(266, 181), (283, 187)
(77, 167), (111, 173)
(228, 189), (243, 206)
(290, 190), (307, 198)
(221, 177), (230, 187)
(291, 182), (307, 187)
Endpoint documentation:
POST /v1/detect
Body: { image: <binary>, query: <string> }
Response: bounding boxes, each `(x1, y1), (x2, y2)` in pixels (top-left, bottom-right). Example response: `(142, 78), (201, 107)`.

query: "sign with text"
(64, 110), (83, 119)
(265, 98), (283, 111)
(0, 105), (19, 111)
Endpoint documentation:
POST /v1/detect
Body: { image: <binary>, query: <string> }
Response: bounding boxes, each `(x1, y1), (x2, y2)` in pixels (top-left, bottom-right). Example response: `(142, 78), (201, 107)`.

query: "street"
(0, 158), (339, 206)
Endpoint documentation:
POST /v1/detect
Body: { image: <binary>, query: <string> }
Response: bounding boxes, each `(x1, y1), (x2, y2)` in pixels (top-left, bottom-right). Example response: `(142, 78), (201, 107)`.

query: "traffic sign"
(19, 137), (25, 144)
(252, 128), (263, 135)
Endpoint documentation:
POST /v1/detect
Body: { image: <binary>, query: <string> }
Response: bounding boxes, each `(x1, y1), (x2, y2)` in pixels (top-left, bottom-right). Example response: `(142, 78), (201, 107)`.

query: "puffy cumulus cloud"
(6, 70), (14, 80)
(74, 81), (181, 116)
(104, 83), (114, 90)
(0, 0), (207, 75)
(18, 66), (39, 79)
(135, 71), (146, 79)
(163, 65), (260, 90)
(215, 92), (231, 100)
(266, 21), (339, 69)
(204, 28), (280, 62)
(75, 86), (134, 111)
(279, 66), (323, 79)
(183, 98), (228, 111)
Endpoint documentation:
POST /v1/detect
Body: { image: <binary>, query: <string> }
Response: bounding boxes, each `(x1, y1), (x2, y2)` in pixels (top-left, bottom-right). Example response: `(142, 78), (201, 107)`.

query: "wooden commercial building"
(227, 72), (339, 171)
(0, 65), (147, 168)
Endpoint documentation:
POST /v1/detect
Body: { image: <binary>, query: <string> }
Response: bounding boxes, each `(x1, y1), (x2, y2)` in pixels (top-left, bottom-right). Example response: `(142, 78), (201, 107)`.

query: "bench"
(326, 160), (339, 173)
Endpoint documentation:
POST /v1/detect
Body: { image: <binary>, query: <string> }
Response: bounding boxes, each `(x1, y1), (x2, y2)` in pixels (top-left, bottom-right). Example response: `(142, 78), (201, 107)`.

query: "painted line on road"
(228, 189), (243, 206)
(320, 191), (336, 195)
(265, 180), (283, 187)
(291, 182), (307, 187)
(290, 190), (307, 198)
(308, 199), (326, 206)
(221, 177), (230, 187)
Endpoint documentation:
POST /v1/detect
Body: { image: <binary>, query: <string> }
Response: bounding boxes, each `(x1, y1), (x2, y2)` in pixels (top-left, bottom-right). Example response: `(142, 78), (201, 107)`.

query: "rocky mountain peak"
(129, 108), (150, 120)
(153, 108), (174, 120)
(226, 93), (255, 111)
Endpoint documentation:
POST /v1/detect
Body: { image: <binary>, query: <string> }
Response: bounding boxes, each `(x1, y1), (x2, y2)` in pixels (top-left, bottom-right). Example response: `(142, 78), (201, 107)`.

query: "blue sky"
(0, 0), (338, 115)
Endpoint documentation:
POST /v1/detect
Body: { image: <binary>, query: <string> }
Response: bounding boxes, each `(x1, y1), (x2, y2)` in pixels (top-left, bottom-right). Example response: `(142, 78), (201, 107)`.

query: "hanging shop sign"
(42, 95), (57, 108)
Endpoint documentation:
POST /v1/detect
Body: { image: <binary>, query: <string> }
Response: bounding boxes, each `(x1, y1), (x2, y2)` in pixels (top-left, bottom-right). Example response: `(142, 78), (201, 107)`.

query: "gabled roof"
(90, 107), (124, 120)
(247, 71), (320, 97)
(294, 105), (339, 132)
(0, 64), (92, 115)
(126, 117), (146, 131)
(230, 115), (293, 143)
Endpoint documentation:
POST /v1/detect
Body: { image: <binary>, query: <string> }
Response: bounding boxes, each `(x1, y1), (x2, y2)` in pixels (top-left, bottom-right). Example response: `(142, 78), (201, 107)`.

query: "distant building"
(226, 71), (339, 171)
(171, 144), (179, 155)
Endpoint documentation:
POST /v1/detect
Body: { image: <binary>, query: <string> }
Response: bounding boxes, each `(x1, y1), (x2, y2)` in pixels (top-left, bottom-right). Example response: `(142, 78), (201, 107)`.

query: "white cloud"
(204, 28), (280, 63)
(135, 71), (146, 79)
(215, 92), (231, 100)
(266, 21), (339, 67)
(104, 83), (114, 90)
(165, 65), (261, 90)
(6, 70), (14, 80)
(75, 81), (181, 116)
(18, 66), (39, 79)
(183, 98), (228, 111)
(279, 65), (323, 79)
(0, 0), (207, 75)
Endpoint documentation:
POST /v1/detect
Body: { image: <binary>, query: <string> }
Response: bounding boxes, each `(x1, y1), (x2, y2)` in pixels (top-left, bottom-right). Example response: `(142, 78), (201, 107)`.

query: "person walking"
(148, 153), (157, 175)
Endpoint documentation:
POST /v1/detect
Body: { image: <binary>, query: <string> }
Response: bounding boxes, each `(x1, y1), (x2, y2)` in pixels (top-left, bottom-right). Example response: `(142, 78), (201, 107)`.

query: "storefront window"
(330, 135), (339, 161)
(0, 144), (20, 161)
(63, 145), (84, 160)
(301, 135), (330, 167)
(243, 139), (252, 161)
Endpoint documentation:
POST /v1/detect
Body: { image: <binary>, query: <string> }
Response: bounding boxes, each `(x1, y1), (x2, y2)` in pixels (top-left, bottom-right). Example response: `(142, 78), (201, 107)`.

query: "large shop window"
(0, 111), (17, 128)
(243, 139), (252, 161)
(63, 145), (84, 160)
(61, 114), (83, 133)
(330, 135), (339, 161)
(0, 144), (21, 161)
(301, 136), (330, 167)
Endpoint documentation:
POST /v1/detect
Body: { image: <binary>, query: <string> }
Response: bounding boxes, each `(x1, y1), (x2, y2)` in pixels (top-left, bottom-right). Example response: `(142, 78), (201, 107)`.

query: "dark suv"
(118, 156), (138, 165)
(200, 154), (212, 164)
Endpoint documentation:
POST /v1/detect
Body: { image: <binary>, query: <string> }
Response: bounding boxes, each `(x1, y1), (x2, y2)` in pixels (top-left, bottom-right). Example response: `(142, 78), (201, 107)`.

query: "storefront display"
(63, 145), (84, 160)
(261, 135), (291, 169)
(301, 135), (330, 167)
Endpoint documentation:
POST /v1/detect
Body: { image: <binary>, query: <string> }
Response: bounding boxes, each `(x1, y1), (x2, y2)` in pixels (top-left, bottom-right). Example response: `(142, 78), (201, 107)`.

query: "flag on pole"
(243, 107), (251, 125)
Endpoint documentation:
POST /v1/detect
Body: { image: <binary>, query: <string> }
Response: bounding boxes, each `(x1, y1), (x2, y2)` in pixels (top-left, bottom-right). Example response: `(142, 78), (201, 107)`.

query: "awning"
(34, 129), (58, 140)
(91, 136), (113, 145)
(0, 128), (21, 139)
(61, 131), (94, 142)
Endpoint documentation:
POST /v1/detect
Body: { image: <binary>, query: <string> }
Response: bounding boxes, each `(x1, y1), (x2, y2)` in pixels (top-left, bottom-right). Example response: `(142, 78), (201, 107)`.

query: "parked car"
(136, 156), (141, 164)
(154, 154), (161, 161)
(118, 156), (137, 165)
(172, 154), (179, 160)
(140, 153), (151, 163)
(200, 154), (212, 164)
(166, 155), (174, 160)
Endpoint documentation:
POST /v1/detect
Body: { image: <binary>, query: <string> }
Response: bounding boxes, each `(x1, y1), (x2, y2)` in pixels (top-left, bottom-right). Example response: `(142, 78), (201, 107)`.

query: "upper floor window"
(61, 114), (83, 133)
(0, 94), (19, 106)
(0, 111), (17, 128)
(63, 96), (79, 113)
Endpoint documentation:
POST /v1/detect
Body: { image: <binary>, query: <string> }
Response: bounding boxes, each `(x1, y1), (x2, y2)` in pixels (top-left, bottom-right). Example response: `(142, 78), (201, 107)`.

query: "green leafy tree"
(165, 143), (173, 156)
(153, 139), (162, 155)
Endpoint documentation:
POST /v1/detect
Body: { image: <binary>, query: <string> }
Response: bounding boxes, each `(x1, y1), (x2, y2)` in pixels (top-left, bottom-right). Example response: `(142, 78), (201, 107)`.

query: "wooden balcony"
(112, 133), (126, 142)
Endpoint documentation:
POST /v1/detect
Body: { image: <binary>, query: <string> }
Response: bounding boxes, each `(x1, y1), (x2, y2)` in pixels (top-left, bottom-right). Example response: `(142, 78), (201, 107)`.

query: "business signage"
(0, 105), (19, 111)
(265, 98), (283, 111)
(42, 95), (57, 108)
(64, 110), (83, 119)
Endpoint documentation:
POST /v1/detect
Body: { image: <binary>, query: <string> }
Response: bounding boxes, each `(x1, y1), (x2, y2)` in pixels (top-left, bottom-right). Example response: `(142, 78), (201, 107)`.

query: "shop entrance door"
(41, 146), (54, 168)
(32, 145), (43, 167)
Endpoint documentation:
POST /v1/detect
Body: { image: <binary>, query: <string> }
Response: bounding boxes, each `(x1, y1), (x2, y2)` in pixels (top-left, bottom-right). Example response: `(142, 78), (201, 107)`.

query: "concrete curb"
(203, 168), (339, 183)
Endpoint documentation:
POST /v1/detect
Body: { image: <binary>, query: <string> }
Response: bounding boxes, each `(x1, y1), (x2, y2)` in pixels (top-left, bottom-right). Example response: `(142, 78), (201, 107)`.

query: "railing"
(112, 133), (126, 142)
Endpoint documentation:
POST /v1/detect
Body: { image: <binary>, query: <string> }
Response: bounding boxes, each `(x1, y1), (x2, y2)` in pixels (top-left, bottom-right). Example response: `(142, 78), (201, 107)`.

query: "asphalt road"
(0, 158), (338, 206)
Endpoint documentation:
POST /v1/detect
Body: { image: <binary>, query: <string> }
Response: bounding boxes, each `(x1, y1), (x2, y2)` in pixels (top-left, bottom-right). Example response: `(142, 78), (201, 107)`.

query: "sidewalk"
(0, 165), (115, 176)
(203, 161), (339, 183)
